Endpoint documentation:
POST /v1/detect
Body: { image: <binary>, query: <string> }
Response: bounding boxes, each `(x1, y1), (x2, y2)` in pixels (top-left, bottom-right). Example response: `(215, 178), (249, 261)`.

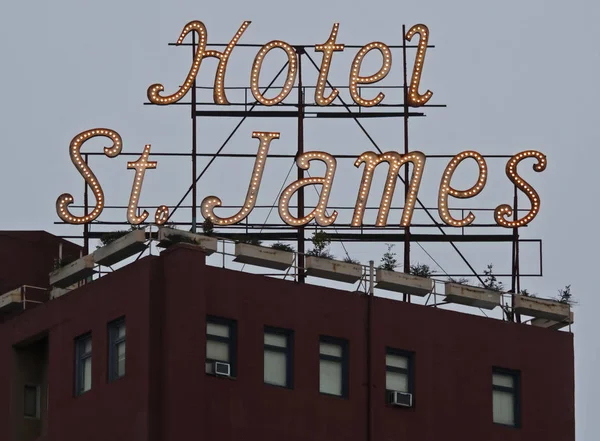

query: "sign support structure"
(402, 24), (411, 302)
(54, 22), (543, 305)
(296, 46), (306, 284)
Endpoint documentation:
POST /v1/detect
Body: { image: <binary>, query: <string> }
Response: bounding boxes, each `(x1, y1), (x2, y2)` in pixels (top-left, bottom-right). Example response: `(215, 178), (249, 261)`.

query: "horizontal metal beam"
(144, 101), (445, 109)
(168, 43), (435, 49)
(79, 152), (514, 159)
(193, 110), (425, 118)
(55, 221), (529, 230)
(83, 230), (527, 243)
(207, 232), (521, 243)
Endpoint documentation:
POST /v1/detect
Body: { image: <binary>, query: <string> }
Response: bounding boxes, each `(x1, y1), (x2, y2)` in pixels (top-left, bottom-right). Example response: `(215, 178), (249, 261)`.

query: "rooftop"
(0, 228), (573, 332)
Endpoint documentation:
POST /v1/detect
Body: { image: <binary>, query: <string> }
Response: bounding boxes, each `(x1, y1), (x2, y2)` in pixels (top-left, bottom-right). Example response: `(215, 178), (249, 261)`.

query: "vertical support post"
(511, 195), (517, 295)
(366, 260), (374, 441)
(369, 260), (375, 295)
(296, 47), (305, 284)
(510, 187), (517, 321)
(402, 25), (411, 302)
(191, 32), (198, 233)
(512, 185), (521, 323)
(83, 153), (89, 256)
(222, 239), (226, 269)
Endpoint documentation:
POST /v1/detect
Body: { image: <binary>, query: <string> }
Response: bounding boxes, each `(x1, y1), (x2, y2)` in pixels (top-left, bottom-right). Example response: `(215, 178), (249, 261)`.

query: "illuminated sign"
(55, 21), (547, 229)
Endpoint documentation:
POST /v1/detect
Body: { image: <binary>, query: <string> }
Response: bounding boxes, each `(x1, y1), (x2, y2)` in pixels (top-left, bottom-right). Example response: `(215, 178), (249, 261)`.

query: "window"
(492, 368), (520, 427)
(108, 318), (126, 381)
(385, 348), (414, 399)
(319, 336), (348, 398)
(205, 316), (237, 376)
(264, 327), (293, 388)
(24, 385), (39, 418)
(75, 334), (92, 395)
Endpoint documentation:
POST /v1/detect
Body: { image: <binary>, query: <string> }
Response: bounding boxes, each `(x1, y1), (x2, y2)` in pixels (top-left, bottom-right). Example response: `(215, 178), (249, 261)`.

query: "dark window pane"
(319, 359), (342, 395)
(206, 317), (237, 376)
(117, 341), (126, 377)
(319, 336), (348, 398)
(109, 319), (126, 381)
(75, 334), (92, 395)
(492, 368), (520, 427)
(24, 385), (38, 418)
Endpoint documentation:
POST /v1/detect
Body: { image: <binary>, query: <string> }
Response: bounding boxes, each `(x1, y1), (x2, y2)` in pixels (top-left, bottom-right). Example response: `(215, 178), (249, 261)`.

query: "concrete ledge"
(531, 311), (574, 330)
(305, 256), (362, 283)
(50, 287), (72, 300)
(514, 295), (570, 321)
(0, 288), (22, 313)
(93, 229), (147, 266)
(233, 243), (293, 271)
(157, 228), (217, 256)
(444, 282), (501, 310)
(375, 269), (433, 296)
(49, 255), (95, 288)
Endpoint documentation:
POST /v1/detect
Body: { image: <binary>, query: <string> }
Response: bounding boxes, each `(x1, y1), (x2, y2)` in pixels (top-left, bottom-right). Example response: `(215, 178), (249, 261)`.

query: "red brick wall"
(0, 256), (158, 441)
(0, 231), (81, 294)
(0, 243), (575, 441)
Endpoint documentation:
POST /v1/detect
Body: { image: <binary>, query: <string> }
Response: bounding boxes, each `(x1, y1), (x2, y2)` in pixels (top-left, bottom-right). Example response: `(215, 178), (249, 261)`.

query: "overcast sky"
(0, 0), (597, 437)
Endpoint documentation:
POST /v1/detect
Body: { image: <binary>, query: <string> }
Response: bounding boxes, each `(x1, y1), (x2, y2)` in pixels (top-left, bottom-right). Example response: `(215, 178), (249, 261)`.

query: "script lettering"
(127, 144), (158, 225)
(406, 24), (433, 106)
(352, 151), (426, 227)
(349, 42), (392, 107)
(279, 152), (337, 226)
(495, 151), (547, 228)
(314, 23), (345, 106)
(56, 129), (122, 224)
(438, 151), (487, 227)
(202, 132), (279, 224)
(251, 41), (298, 105)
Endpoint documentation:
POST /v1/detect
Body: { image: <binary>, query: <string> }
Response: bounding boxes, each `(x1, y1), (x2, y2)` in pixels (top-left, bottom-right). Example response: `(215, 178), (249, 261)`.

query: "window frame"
(492, 367), (521, 428)
(108, 317), (126, 382)
(263, 326), (294, 389)
(385, 347), (415, 403)
(74, 333), (92, 396)
(205, 316), (237, 377)
(319, 335), (349, 399)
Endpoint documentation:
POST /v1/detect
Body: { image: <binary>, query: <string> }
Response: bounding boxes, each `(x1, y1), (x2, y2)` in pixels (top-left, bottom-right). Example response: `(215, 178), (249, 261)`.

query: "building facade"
(0, 233), (575, 441)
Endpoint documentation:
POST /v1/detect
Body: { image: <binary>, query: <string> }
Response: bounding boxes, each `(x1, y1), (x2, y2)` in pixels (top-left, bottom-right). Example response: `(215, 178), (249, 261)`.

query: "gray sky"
(1, 0), (597, 437)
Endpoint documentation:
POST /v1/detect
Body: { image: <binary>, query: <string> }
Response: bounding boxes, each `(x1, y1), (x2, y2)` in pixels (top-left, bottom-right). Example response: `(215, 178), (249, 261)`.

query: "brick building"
(0, 231), (575, 441)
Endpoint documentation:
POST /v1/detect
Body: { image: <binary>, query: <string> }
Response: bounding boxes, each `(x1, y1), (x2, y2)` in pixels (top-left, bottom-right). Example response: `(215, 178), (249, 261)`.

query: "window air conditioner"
(389, 391), (413, 407)
(214, 361), (231, 377)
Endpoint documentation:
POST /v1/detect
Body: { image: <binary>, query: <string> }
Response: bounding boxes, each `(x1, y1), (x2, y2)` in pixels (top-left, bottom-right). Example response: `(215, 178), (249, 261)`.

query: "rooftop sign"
(55, 21), (547, 230)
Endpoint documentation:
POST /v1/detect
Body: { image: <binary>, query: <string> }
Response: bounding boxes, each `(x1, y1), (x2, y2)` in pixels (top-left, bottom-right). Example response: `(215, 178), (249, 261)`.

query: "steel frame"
(54, 27), (541, 304)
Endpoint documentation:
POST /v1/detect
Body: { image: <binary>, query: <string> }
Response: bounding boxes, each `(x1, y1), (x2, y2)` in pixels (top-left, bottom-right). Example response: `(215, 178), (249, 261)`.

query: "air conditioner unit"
(213, 361), (231, 377)
(389, 391), (413, 407)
